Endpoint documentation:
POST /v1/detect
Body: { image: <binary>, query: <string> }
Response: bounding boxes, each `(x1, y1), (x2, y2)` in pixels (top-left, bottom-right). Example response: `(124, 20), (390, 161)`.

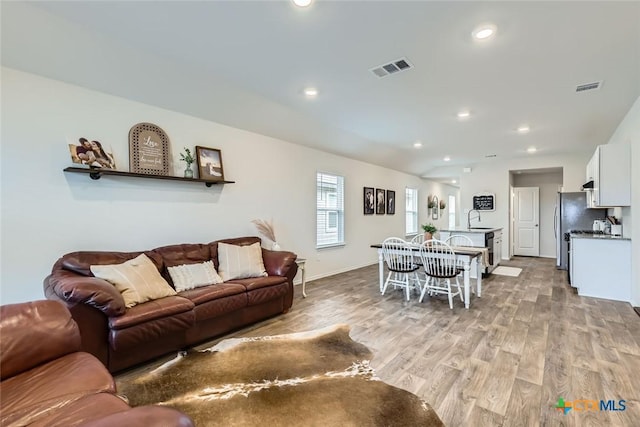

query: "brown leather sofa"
(0, 300), (194, 427)
(44, 236), (298, 373)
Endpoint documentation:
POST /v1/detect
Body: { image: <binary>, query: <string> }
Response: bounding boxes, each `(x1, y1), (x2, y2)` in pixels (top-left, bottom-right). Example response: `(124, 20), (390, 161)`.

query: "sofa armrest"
(44, 270), (126, 317)
(0, 300), (81, 380)
(262, 249), (297, 278)
(78, 406), (194, 427)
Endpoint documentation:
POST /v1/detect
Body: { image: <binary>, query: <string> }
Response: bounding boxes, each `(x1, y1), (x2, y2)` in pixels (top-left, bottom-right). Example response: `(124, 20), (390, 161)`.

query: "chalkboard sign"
(473, 193), (495, 211)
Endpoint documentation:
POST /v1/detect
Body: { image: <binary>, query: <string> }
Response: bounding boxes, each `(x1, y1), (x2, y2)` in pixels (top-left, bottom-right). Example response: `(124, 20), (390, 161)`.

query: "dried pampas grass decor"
(251, 219), (276, 242)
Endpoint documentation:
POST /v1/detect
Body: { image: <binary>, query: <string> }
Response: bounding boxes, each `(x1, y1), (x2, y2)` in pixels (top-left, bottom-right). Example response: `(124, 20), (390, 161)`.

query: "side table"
(295, 258), (307, 298)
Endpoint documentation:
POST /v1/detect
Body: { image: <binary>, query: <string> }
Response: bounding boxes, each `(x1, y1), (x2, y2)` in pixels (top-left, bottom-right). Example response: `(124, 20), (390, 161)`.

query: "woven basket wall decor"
(129, 122), (170, 175)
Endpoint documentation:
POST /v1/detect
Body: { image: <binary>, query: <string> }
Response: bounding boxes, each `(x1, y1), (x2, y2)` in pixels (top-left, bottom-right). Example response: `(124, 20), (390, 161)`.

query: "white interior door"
(513, 187), (540, 256)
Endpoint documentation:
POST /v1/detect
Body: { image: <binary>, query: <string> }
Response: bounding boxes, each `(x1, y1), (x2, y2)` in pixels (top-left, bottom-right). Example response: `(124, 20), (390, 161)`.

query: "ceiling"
(2, 1), (639, 184)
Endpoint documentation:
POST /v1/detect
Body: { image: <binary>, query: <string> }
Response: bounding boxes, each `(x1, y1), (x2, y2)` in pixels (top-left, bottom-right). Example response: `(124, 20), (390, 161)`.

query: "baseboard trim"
(293, 260), (378, 286)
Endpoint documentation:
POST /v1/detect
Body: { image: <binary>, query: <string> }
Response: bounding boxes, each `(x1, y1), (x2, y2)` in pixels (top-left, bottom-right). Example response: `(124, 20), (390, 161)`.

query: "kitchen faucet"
(468, 209), (481, 229)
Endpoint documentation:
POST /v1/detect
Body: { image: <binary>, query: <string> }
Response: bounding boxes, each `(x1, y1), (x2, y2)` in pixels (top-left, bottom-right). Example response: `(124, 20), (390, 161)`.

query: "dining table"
(371, 243), (487, 309)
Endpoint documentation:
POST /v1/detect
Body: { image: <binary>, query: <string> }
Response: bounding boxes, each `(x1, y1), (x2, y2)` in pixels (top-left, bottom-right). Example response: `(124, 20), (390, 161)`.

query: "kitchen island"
(439, 228), (502, 277)
(570, 234), (631, 302)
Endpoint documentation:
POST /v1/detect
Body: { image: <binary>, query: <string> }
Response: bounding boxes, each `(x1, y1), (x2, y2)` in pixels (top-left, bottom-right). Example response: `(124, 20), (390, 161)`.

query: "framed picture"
(363, 187), (375, 215)
(386, 190), (395, 215)
(69, 137), (116, 169)
(196, 146), (225, 181)
(376, 188), (385, 215)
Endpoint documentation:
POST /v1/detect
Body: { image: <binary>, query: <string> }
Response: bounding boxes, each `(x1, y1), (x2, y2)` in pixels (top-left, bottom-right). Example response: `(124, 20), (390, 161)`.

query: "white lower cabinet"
(571, 237), (631, 302)
(494, 230), (502, 267)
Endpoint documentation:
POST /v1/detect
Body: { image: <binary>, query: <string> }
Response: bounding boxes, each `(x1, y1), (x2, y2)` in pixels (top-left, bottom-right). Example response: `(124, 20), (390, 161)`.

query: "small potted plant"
(179, 147), (195, 178)
(421, 223), (437, 241)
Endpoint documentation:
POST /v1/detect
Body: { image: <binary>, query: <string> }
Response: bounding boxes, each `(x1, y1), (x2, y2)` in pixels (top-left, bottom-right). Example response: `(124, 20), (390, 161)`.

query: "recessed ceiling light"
(303, 87), (318, 98)
(472, 24), (497, 41)
(443, 156), (451, 162)
(413, 142), (423, 148)
(457, 110), (471, 119)
(517, 125), (530, 134)
(292, 0), (312, 7)
(527, 147), (537, 153)
(452, 180), (457, 184)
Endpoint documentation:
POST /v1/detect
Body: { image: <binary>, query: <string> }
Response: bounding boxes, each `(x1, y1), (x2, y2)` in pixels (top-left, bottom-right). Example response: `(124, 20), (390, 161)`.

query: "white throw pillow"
(168, 260), (223, 292)
(90, 253), (176, 308)
(217, 242), (268, 281)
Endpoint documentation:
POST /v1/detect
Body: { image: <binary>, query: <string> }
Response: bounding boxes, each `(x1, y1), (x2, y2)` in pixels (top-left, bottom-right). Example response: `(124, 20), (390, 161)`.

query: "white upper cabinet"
(585, 144), (630, 208)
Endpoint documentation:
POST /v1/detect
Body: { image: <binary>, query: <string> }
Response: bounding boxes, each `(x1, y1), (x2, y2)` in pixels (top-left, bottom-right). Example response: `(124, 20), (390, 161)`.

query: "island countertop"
(440, 228), (503, 233)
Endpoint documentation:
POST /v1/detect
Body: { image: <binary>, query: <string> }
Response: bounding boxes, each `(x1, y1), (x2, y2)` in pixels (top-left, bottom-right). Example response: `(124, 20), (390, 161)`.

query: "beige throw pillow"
(217, 242), (268, 281)
(90, 253), (176, 308)
(168, 260), (223, 292)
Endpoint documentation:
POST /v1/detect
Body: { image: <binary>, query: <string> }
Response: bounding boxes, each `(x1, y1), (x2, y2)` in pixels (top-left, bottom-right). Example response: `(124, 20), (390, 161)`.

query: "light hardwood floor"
(122, 257), (640, 426)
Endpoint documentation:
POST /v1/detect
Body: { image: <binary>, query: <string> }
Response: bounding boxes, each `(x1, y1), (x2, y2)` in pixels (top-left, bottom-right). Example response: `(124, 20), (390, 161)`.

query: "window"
(316, 172), (344, 248)
(448, 195), (456, 229)
(405, 188), (418, 235)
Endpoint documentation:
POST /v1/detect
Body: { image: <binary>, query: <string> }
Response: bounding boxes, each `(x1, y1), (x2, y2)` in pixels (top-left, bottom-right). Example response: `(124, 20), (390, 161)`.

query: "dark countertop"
(570, 234), (631, 241)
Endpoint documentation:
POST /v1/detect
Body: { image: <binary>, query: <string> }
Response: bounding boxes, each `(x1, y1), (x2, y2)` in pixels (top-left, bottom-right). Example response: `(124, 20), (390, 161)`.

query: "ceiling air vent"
(370, 57), (413, 78)
(576, 81), (603, 92)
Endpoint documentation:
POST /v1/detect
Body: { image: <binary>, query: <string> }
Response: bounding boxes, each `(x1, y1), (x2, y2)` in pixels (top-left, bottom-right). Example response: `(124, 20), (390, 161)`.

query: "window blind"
(316, 172), (345, 248)
(405, 188), (418, 235)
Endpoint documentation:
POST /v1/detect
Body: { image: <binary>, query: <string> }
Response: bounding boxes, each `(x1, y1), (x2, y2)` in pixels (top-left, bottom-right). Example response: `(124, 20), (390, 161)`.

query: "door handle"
(535, 224), (539, 227)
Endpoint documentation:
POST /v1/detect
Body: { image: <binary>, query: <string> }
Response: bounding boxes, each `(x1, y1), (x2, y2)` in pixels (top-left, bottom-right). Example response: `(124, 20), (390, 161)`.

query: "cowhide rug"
(117, 324), (444, 426)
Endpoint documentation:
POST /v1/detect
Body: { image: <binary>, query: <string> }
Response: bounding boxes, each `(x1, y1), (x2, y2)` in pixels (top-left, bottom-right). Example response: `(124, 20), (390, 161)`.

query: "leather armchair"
(0, 300), (194, 427)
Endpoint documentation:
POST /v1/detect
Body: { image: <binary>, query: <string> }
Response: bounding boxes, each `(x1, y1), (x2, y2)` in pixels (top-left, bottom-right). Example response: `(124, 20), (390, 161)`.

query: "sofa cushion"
(153, 243), (211, 268)
(192, 294), (248, 321)
(76, 405), (195, 427)
(245, 283), (289, 306)
(0, 352), (115, 425)
(226, 277), (288, 306)
(108, 296), (195, 330)
(109, 310), (195, 352)
(178, 283), (246, 306)
(226, 276), (287, 292)
(22, 392), (131, 427)
(1, 300), (81, 380)
(168, 261), (223, 292)
(91, 254), (177, 308)
(217, 242), (267, 281)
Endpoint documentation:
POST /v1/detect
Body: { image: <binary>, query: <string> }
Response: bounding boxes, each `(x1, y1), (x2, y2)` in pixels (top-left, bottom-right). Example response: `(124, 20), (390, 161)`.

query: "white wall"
(459, 154), (589, 259)
(420, 182), (459, 238)
(513, 171), (563, 258)
(0, 68), (434, 304)
(605, 95), (639, 306)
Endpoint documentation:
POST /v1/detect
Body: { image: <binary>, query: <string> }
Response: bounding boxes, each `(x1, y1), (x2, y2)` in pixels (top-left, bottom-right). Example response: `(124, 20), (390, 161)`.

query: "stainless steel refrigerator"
(555, 192), (604, 270)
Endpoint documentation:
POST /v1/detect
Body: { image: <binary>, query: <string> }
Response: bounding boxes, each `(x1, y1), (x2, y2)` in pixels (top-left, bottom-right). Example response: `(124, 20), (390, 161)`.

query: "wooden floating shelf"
(63, 167), (235, 187)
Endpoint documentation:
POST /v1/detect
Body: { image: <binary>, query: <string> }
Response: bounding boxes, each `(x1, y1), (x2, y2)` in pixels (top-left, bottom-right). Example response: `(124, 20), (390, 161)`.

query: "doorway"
(513, 187), (540, 256)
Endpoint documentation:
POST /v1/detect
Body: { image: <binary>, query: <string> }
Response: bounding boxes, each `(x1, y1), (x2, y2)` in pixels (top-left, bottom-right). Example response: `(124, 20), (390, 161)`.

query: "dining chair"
(409, 234), (425, 246)
(418, 239), (464, 309)
(409, 234), (426, 266)
(444, 234), (474, 248)
(445, 234), (477, 288)
(381, 237), (421, 301)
